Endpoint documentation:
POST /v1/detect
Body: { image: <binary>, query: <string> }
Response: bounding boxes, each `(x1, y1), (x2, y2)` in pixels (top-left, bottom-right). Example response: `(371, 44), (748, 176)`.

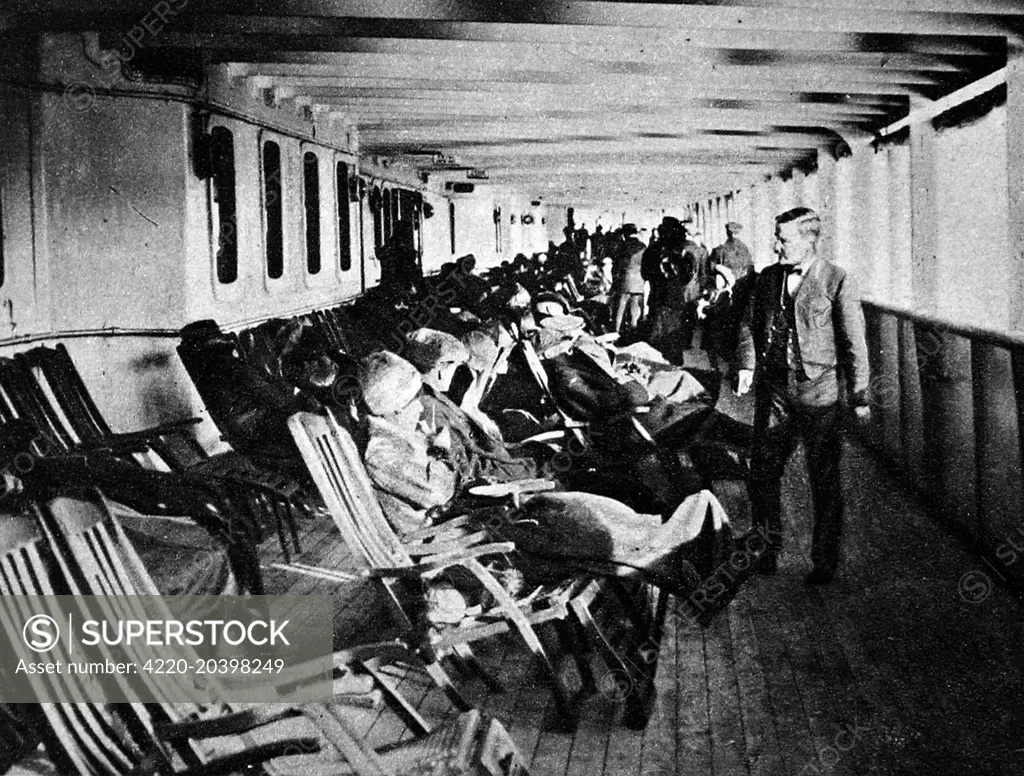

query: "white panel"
(934, 106), (1010, 329)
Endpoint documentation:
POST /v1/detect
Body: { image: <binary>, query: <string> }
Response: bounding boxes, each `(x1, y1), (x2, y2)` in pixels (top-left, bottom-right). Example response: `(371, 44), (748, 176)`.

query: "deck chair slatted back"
(289, 411), (603, 731)
(13, 344), (300, 572)
(23, 492), (531, 775)
(517, 340), (589, 446)
(13, 496), (320, 775)
(288, 411), (408, 570)
(0, 358), (80, 453)
(15, 346), (113, 448)
(16, 345), (208, 471)
(37, 494), (234, 710)
(0, 512), (185, 776)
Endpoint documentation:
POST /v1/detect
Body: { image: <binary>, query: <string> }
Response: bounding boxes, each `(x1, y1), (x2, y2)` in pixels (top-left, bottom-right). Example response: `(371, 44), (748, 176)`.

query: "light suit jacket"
(737, 258), (869, 405)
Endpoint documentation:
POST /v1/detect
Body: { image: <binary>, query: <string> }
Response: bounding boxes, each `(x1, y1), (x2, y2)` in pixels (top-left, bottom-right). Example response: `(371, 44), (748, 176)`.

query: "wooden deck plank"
(674, 612), (712, 775)
(703, 612), (750, 776)
(725, 600), (784, 776)
(638, 596), (678, 776)
(743, 588), (818, 775)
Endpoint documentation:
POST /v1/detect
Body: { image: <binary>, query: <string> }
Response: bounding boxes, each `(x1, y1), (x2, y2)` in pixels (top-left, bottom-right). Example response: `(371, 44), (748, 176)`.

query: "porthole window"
(371, 185), (384, 249)
(382, 188), (393, 242)
(209, 126), (237, 284)
(336, 160), (352, 272)
(449, 201), (456, 254)
(303, 151), (321, 275)
(262, 139), (284, 280)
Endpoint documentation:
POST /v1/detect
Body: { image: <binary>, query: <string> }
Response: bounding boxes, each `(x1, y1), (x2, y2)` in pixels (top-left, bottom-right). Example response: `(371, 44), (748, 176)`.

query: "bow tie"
(781, 264), (804, 276)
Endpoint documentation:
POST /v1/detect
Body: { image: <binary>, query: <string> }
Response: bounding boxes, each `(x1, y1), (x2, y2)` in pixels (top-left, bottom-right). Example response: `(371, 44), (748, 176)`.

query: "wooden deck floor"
(257, 441), (1024, 776)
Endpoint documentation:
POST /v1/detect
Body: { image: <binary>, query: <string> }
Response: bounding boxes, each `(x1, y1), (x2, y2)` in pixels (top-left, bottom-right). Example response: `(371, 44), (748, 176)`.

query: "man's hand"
(853, 405), (871, 422)
(736, 369), (754, 395)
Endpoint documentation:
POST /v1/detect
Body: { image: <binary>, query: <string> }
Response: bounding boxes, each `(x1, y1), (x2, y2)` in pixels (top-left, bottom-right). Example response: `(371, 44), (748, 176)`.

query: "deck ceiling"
(7, 1), (1023, 206)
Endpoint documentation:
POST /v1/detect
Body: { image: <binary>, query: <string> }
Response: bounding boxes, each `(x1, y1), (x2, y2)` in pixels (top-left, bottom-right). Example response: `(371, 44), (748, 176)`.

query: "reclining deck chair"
(284, 410), (626, 731)
(0, 490), (530, 776)
(13, 344), (304, 563)
(0, 391), (266, 596)
(519, 335), (749, 493)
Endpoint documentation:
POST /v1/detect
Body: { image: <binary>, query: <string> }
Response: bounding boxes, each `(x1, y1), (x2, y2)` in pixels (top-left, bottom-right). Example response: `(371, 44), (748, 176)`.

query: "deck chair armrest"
(157, 737), (322, 776)
(367, 541), (517, 578)
(404, 530), (491, 558)
(403, 513), (475, 540)
(409, 541), (517, 569)
(81, 437), (153, 456)
(154, 706), (303, 741)
(105, 417), (203, 443)
(253, 640), (420, 693)
(329, 640), (420, 667)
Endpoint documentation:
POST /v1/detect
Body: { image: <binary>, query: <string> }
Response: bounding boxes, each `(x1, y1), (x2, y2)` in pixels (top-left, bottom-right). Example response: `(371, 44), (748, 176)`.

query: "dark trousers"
(648, 306), (685, 363)
(749, 383), (844, 572)
(680, 302), (699, 350)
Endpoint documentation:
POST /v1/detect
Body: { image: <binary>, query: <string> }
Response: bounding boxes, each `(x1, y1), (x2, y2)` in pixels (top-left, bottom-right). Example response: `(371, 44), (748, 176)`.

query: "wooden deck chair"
(519, 337), (743, 494)
(0, 492), (531, 776)
(286, 410), (613, 731)
(515, 338), (591, 449)
(14, 344), (304, 563)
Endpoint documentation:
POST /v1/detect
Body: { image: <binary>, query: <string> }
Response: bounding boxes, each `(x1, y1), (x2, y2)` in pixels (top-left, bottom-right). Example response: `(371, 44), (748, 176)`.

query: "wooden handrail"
(862, 300), (1024, 351)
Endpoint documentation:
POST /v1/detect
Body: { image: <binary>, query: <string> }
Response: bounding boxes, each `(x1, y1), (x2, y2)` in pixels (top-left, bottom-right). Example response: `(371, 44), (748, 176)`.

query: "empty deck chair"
(0, 490), (530, 776)
(13, 344), (304, 563)
(285, 410), (620, 731)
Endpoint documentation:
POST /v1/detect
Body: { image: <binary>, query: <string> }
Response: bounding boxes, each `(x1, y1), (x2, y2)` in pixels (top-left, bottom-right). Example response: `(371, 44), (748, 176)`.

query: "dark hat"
(621, 223), (639, 236)
(725, 221), (743, 231)
(180, 319), (223, 339)
(179, 319), (236, 350)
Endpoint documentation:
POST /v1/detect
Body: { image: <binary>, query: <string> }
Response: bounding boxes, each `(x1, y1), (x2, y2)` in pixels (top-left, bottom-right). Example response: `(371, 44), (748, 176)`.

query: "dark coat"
(737, 259), (869, 405)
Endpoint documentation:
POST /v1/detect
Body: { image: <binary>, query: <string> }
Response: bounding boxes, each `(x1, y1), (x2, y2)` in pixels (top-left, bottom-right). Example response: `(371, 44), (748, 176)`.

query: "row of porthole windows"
(208, 125), (354, 286)
(369, 181), (424, 255)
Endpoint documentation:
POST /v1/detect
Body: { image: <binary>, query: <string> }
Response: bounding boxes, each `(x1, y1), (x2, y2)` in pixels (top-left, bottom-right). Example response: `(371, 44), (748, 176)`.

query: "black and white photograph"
(0, 1), (1022, 774)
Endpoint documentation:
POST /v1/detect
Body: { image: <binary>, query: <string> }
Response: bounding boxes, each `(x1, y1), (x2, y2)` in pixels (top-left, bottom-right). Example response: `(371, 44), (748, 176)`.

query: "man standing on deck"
(735, 207), (870, 585)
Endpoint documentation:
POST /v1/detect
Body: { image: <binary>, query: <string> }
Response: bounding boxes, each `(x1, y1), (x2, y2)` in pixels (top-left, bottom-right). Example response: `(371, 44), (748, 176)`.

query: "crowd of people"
(179, 203), (869, 630)
(363, 206), (869, 588)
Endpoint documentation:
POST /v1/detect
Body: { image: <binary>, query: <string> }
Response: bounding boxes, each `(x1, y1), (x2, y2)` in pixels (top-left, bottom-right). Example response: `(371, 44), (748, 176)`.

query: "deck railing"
(860, 300), (1024, 586)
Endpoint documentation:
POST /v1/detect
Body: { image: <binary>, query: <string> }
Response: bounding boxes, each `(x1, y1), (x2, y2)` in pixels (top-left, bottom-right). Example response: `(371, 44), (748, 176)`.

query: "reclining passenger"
(353, 347), (755, 625)
(457, 326), (516, 440)
(356, 350), (458, 537)
(405, 328), (539, 486)
(177, 320), (311, 474)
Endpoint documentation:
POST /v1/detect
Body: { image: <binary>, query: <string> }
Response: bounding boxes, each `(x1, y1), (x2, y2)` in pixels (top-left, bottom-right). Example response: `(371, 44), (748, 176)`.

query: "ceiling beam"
(11, 2), (1023, 36)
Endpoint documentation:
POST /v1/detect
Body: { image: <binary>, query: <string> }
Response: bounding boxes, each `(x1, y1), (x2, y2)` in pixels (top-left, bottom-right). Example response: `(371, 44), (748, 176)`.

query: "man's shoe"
(804, 566), (835, 586)
(752, 552), (778, 576)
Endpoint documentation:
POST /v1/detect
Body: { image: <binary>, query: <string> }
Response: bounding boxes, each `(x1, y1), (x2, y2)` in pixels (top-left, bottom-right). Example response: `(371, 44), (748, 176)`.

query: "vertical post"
(751, 181), (772, 270)
(816, 151), (839, 268)
(908, 95), (939, 317)
(866, 147), (890, 301)
(1007, 48), (1024, 332)
(888, 143), (913, 308)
